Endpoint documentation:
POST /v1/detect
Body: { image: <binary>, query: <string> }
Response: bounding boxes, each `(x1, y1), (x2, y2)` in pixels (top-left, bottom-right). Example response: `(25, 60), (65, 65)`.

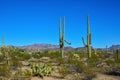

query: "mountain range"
(17, 43), (120, 51)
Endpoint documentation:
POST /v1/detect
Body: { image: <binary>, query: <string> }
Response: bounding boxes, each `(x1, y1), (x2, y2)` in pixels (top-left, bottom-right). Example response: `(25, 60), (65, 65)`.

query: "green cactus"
(32, 63), (52, 78)
(0, 36), (10, 65)
(82, 16), (92, 58)
(106, 45), (108, 53)
(114, 49), (120, 62)
(59, 17), (71, 58)
(1, 35), (5, 47)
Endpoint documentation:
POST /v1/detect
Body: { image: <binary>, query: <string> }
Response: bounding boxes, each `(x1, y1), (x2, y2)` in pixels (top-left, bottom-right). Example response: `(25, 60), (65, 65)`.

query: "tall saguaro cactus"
(59, 17), (71, 58)
(82, 16), (92, 58)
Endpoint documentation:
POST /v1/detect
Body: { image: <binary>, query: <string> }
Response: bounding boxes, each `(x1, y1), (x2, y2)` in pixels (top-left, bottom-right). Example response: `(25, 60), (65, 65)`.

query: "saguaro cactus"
(82, 16), (92, 58)
(114, 49), (119, 62)
(59, 17), (71, 58)
(106, 45), (108, 53)
(2, 35), (4, 47)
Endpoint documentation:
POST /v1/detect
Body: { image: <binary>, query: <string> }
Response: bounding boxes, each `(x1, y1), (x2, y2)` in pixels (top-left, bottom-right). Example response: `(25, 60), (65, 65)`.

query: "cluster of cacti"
(31, 63), (52, 78)
(59, 17), (71, 58)
(82, 16), (92, 58)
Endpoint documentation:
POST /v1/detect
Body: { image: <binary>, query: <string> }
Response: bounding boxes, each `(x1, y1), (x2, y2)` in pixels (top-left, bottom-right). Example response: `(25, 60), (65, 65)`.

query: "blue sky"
(0, 0), (120, 48)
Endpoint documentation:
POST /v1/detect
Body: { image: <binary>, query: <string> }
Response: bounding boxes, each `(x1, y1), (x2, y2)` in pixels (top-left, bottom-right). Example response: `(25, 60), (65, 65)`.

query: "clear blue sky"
(0, 0), (120, 48)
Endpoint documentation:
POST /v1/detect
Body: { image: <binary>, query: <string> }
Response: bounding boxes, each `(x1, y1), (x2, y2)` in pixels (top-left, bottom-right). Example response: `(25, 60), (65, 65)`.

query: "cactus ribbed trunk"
(2, 36), (4, 47)
(88, 45), (91, 58)
(115, 49), (119, 62)
(82, 16), (92, 58)
(87, 16), (92, 58)
(59, 17), (71, 58)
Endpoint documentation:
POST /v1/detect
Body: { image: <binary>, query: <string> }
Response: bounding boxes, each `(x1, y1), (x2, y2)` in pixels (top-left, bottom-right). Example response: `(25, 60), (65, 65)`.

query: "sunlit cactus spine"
(82, 16), (92, 58)
(59, 16), (71, 58)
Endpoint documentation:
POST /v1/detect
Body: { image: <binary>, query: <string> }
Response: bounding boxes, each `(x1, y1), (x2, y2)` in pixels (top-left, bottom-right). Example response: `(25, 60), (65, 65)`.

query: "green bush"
(0, 63), (11, 77)
(48, 51), (61, 59)
(58, 66), (69, 77)
(87, 54), (99, 67)
(39, 51), (61, 59)
(0, 54), (5, 62)
(32, 51), (41, 59)
(15, 69), (32, 77)
(67, 53), (86, 73)
(105, 59), (115, 66)
(83, 67), (96, 80)
(11, 57), (22, 69)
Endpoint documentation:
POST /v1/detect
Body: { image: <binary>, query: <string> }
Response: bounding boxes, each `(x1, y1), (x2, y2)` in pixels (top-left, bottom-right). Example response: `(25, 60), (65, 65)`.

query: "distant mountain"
(109, 45), (120, 50)
(17, 43), (75, 51)
(17, 44), (120, 51)
(18, 44), (59, 50)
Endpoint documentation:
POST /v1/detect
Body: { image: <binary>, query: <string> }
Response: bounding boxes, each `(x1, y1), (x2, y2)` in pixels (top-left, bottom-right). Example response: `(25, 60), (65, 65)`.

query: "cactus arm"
(87, 15), (90, 34)
(64, 39), (71, 45)
(59, 17), (62, 43)
(82, 37), (86, 47)
(63, 16), (65, 38)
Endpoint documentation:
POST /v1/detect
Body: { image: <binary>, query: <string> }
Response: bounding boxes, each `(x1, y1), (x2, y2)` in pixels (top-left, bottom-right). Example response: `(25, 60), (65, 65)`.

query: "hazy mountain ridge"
(18, 44), (59, 50)
(17, 44), (120, 51)
(109, 45), (120, 50)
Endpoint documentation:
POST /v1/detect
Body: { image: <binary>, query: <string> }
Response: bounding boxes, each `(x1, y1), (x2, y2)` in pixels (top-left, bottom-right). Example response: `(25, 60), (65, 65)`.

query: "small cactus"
(31, 63), (52, 78)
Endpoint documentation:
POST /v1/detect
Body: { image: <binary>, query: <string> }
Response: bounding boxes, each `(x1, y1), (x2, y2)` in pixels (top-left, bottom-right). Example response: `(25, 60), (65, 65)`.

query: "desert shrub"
(97, 50), (106, 59)
(97, 60), (115, 74)
(32, 51), (41, 59)
(11, 57), (22, 69)
(56, 57), (66, 65)
(19, 53), (31, 61)
(66, 73), (85, 80)
(15, 69), (32, 77)
(105, 59), (115, 66)
(0, 63), (11, 77)
(83, 67), (96, 80)
(67, 53), (86, 73)
(0, 54), (5, 62)
(87, 54), (99, 67)
(77, 50), (87, 58)
(58, 65), (70, 78)
(13, 69), (32, 80)
(48, 51), (61, 58)
(70, 60), (85, 73)
(39, 51), (60, 58)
